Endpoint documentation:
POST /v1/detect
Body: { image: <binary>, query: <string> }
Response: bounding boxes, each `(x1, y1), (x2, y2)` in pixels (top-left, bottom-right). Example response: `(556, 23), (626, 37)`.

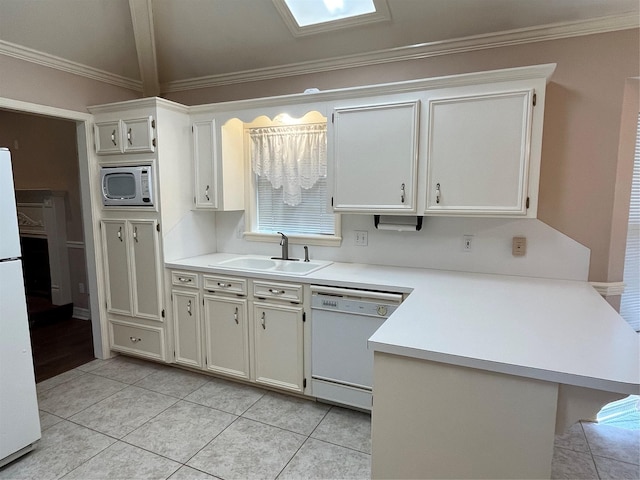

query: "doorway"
(0, 108), (96, 381)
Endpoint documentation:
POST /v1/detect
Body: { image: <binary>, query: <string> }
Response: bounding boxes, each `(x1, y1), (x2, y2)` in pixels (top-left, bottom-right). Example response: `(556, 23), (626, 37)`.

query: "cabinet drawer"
(253, 281), (303, 303)
(171, 271), (200, 289)
(203, 274), (247, 296)
(110, 321), (165, 361)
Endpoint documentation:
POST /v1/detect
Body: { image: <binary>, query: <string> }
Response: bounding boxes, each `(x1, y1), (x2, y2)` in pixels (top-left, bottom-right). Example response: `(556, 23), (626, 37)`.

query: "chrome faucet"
(277, 232), (289, 260)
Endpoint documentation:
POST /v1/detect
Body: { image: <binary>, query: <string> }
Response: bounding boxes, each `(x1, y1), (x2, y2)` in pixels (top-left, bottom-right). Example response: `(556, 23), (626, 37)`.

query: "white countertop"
(167, 253), (640, 395)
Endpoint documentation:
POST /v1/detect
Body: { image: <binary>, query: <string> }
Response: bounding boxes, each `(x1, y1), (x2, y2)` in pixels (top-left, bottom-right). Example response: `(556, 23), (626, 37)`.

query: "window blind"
(620, 113), (640, 331)
(256, 174), (335, 235)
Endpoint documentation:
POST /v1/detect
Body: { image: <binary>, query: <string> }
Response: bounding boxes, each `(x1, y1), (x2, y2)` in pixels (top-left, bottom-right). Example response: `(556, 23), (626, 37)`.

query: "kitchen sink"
(213, 256), (332, 276)
(218, 257), (277, 270)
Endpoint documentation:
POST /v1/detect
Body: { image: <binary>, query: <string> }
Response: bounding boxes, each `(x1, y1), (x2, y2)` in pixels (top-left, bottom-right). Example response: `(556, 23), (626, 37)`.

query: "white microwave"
(100, 165), (154, 207)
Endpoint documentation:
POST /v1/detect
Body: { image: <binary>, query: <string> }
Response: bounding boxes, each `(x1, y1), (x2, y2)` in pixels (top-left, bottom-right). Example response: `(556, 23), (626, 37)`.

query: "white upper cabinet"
(329, 100), (420, 213)
(95, 116), (156, 155)
(95, 120), (123, 155)
(425, 87), (536, 216)
(191, 117), (244, 211)
(122, 117), (156, 154)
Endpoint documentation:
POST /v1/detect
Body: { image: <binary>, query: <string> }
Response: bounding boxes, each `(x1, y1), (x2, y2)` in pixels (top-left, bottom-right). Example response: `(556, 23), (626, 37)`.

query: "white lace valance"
(250, 123), (327, 206)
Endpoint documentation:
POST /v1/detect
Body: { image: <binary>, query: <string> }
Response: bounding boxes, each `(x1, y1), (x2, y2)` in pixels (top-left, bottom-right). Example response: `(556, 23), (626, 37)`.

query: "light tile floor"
(1, 356), (637, 480)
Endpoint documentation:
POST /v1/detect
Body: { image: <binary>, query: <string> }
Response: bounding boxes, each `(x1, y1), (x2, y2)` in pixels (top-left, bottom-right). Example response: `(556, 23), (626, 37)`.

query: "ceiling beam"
(129, 0), (160, 97)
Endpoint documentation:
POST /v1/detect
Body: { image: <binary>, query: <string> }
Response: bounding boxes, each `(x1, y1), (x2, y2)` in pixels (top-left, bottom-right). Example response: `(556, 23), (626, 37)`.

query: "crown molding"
(0, 39), (143, 92)
(162, 12), (639, 92)
(0, 12), (636, 95)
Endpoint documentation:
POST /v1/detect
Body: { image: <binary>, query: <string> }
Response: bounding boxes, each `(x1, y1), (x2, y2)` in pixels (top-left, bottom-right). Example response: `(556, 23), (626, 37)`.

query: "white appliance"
(100, 164), (154, 207)
(310, 285), (402, 410)
(0, 148), (41, 467)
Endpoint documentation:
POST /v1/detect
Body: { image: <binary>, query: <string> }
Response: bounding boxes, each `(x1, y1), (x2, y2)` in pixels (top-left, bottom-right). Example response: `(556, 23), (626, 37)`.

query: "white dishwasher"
(310, 285), (402, 410)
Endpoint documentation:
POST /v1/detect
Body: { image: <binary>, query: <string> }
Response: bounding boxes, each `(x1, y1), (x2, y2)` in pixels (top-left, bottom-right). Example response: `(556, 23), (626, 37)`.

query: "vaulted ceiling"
(0, 0), (638, 96)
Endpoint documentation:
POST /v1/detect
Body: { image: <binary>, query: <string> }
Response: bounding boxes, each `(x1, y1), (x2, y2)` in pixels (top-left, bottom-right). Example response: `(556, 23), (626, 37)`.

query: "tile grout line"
(41, 360), (368, 479)
(581, 421), (603, 480)
(178, 389), (270, 471)
(273, 405), (333, 480)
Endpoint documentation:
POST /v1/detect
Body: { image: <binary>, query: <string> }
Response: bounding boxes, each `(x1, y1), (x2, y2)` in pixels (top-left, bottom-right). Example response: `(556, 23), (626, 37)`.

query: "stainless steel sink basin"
(213, 256), (331, 276)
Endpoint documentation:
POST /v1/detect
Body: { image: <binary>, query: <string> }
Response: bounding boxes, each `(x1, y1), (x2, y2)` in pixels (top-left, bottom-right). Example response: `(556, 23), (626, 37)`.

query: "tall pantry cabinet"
(89, 98), (194, 362)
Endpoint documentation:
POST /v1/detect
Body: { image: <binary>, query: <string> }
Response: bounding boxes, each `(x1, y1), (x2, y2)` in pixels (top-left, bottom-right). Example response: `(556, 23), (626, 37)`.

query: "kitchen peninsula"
(167, 252), (640, 480)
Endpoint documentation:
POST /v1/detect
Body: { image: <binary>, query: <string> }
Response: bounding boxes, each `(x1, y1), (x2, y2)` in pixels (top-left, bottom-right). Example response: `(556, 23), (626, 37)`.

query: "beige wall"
(0, 111), (88, 309)
(0, 54), (140, 112)
(167, 29), (640, 283)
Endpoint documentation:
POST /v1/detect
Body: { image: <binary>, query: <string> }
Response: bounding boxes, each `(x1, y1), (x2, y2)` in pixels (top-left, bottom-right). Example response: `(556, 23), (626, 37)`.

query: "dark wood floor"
(29, 315), (95, 383)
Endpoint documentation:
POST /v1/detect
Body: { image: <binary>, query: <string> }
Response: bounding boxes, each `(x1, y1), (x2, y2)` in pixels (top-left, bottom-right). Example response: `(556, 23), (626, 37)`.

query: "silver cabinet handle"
(205, 185), (210, 201)
(129, 336), (141, 343)
(234, 307), (238, 324)
(111, 129), (117, 146)
(268, 289), (285, 295)
(261, 311), (266, 329)
(187, 299), (192, 316)
(218, 282), (231, 288)
(133, 226), (138, 242)
(117, 226), (123, 242)
(400, 183), (405, 204)
(435, 183), (441, 204)
(178, 277), (192, 283)
(127, 127), (133, 145)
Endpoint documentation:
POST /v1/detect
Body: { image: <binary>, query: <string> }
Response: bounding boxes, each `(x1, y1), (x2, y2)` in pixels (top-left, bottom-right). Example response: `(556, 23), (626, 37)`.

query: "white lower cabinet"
(102, 218), (163, 321)
(103, 218), (165, 360)
(252, 302), (304, 393)
(168, 270), (305, 394)
(109, 320), (165, 361)
(172, 289), (202, 368)
(203, 294), (250, 380)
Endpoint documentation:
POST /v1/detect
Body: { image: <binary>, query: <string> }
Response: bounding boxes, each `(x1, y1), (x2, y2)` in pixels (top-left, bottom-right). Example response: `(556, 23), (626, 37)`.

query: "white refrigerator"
(0, 147), (41, 467)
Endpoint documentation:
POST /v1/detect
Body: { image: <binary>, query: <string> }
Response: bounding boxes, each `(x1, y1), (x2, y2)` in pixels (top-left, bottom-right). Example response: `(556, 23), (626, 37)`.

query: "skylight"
(273, 0), (390, 37)
(284, 0), (376, 27)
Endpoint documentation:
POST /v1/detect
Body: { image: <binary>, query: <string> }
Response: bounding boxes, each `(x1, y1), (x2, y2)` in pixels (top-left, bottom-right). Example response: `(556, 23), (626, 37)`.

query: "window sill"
(243, 231), (342, 247)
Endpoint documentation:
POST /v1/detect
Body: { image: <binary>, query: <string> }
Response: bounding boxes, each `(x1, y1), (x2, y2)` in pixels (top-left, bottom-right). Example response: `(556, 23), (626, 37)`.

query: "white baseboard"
(73, 307), (91, 320)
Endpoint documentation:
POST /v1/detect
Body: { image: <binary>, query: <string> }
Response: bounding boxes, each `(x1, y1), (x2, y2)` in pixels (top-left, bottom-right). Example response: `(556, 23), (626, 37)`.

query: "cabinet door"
(253, 302), (303, 392)
(425, 90), (533, 215)
(129, 219), (163, 321)
(95, 121), (123, 155)
(123, 116), (156, 154)
(203, 295), (249, 380)
(331, 101), (419, 212)
(193, 120), (218, 209)
(101, 219), (132, 315)
(172, 290), (202, 368)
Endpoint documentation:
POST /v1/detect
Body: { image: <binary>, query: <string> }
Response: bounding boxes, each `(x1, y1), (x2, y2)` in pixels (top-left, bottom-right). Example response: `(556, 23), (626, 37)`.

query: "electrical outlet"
(463, 235), (473, 252)
(78, 283), (85, 294)
(355, 230), (368, 246)
(512, 236), (527, 256)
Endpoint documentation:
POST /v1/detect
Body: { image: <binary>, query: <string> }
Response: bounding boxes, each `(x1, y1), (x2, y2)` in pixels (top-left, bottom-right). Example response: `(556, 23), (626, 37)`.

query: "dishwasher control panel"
(311, 293), (400, 318)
